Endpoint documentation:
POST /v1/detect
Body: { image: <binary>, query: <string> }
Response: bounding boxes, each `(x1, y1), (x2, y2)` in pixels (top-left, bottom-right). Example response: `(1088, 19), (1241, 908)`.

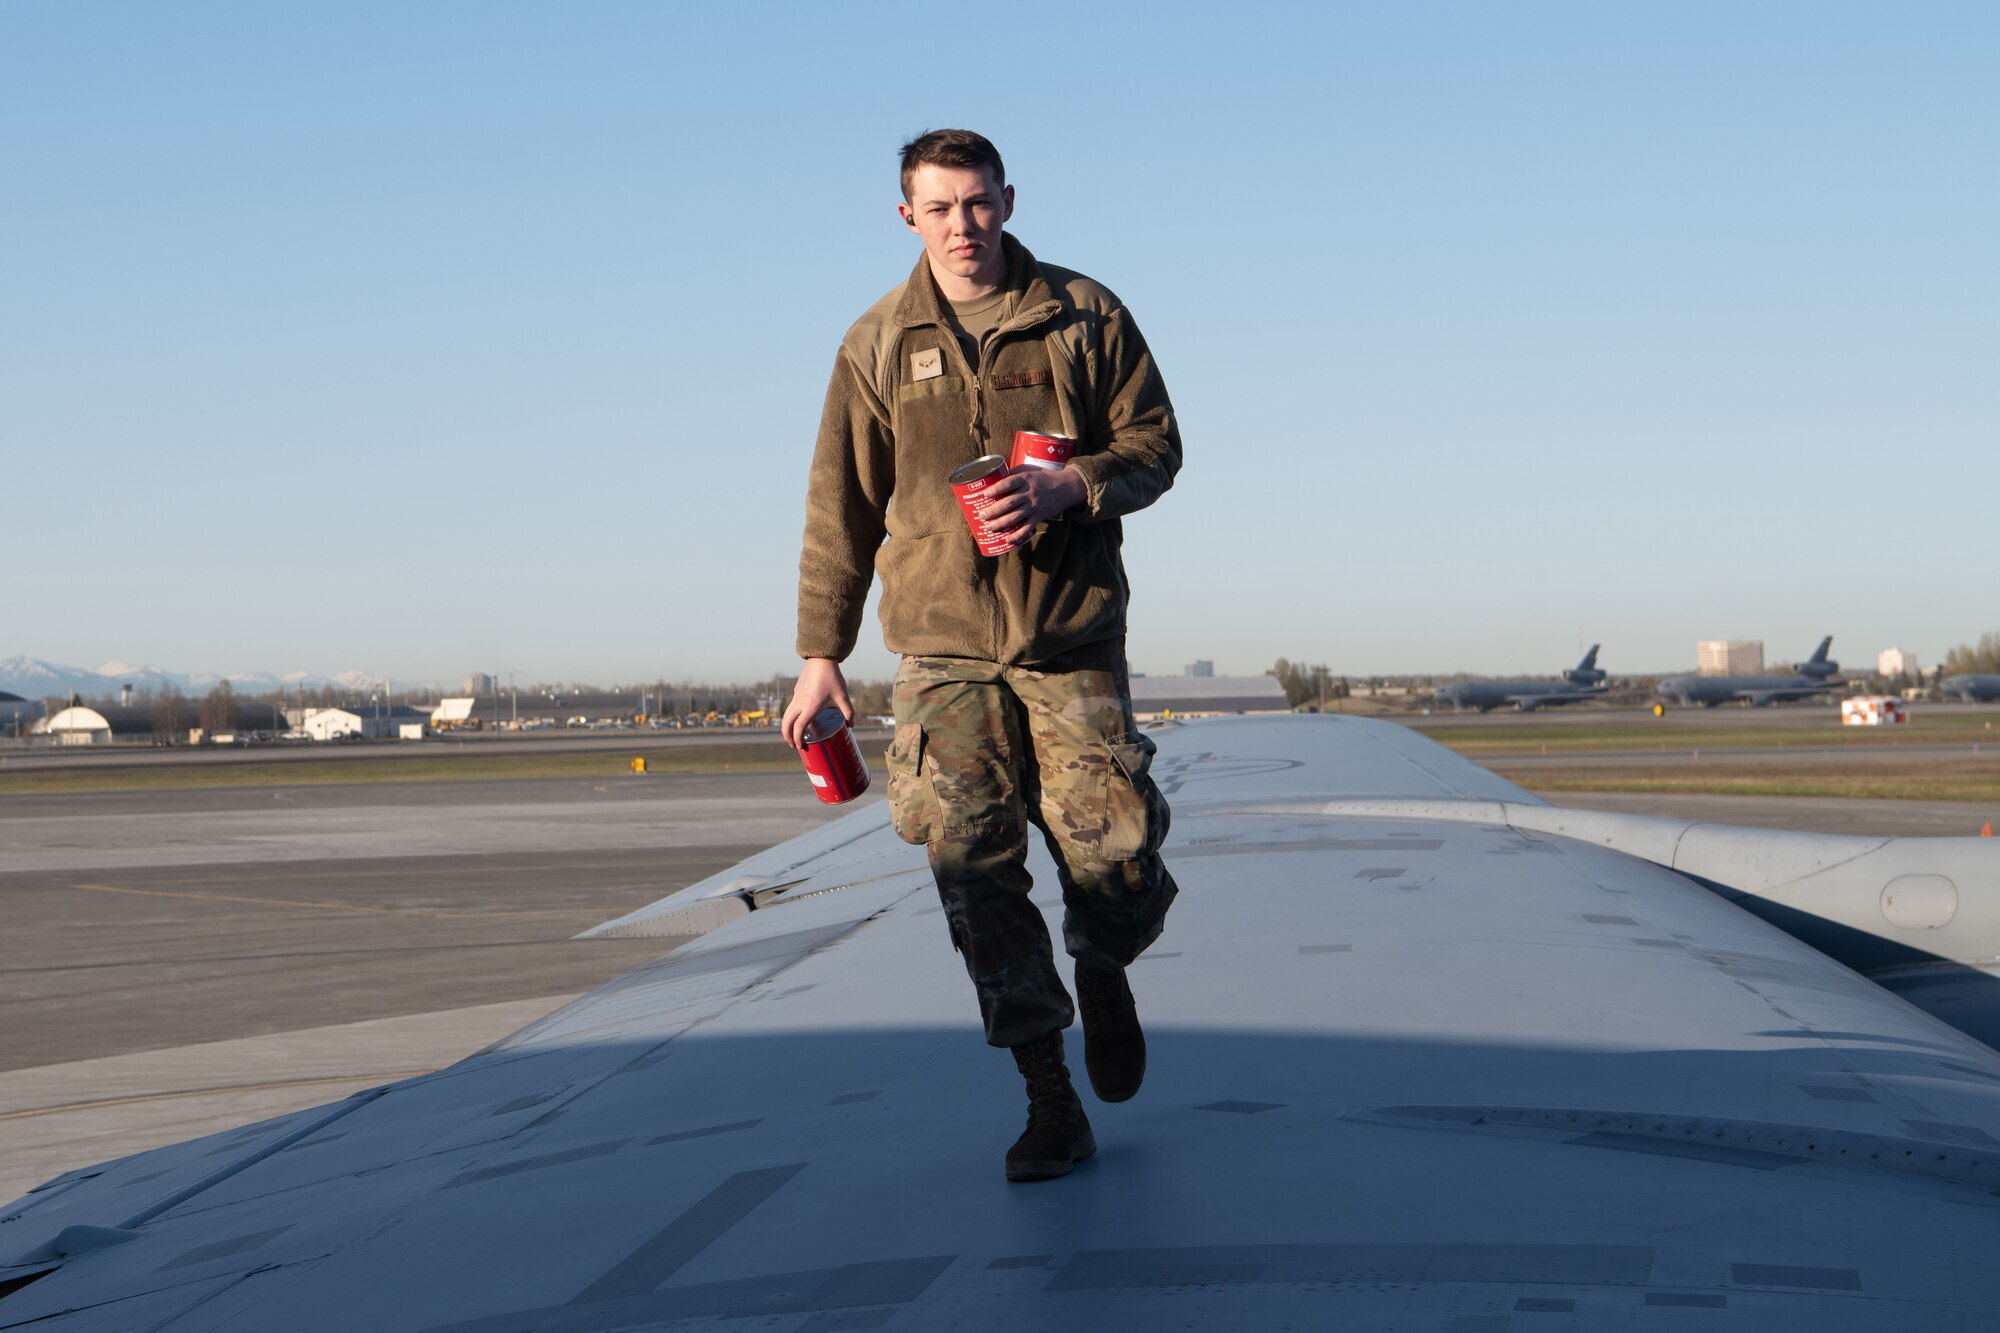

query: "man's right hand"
(781, 658), (852, 750)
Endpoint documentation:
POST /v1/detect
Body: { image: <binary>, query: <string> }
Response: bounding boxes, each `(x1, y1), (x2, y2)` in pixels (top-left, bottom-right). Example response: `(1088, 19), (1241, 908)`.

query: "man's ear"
(898, 203), (919, 230)
(1001, 184), (1015, 223)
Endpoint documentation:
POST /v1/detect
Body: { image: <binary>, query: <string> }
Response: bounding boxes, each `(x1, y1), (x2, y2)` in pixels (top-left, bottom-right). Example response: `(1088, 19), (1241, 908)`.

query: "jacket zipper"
(952, 326), (995, 657)
(957, 300), (1059, 460)
(929, 300), (1058, 658)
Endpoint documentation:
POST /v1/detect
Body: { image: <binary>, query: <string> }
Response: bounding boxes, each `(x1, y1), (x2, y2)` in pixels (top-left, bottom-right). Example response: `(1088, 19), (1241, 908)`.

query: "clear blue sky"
(6, 2), (1993, 686)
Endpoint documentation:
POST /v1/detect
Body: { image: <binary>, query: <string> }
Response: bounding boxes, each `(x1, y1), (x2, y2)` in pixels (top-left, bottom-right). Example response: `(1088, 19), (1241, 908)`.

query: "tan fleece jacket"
(796, 235), (1181, 665)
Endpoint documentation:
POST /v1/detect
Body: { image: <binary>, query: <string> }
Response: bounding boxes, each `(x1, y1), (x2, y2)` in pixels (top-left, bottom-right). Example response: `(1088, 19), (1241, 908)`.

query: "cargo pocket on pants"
(886, 723), (940, 845)
(1099, 731), (1159, 863)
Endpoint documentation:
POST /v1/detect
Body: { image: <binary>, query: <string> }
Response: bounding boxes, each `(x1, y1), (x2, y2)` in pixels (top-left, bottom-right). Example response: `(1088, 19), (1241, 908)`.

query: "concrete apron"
(0, 994), (577, 1201)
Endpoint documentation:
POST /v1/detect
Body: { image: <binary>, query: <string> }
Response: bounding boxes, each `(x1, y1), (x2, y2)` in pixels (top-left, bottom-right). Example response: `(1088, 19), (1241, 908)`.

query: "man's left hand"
(979, 465), (1087, 542)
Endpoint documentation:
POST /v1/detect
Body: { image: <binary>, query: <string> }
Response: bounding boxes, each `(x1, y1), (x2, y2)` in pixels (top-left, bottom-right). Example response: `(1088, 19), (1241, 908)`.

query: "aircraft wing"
(7, 716), (2000, 1329)
(1734, 684), (1838, 705)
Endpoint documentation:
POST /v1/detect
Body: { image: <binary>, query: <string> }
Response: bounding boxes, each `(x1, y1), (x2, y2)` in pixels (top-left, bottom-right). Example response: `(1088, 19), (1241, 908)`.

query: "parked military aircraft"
(1941, 674), (2000, 703)
(1656, 636), (1843, 708)
(5, 714), (2000, 1328)
(1432, 645), (1607, 712)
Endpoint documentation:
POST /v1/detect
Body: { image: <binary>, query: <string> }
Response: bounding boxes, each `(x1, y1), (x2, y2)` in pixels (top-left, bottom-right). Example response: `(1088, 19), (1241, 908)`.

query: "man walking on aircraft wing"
(782, 129), (1182, 1182)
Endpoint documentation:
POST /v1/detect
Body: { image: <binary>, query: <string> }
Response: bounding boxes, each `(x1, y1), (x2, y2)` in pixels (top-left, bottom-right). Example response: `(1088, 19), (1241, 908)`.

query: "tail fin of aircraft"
(1564, 645), (1606, 688)
(1799, 636), (1838, 679)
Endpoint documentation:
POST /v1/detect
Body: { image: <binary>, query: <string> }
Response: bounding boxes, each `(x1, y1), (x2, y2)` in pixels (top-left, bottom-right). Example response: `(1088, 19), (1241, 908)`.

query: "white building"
(35, 705), (113, 746)
(431, 697), (478, 728)
(1698, 641), (1763, 675)
(302, 705), (430, 741)
(1878, 647), (1919, 679)
(301, 708), (367, 742)
(1129, 675), (1290, 718)
(30, 704), (165, 745)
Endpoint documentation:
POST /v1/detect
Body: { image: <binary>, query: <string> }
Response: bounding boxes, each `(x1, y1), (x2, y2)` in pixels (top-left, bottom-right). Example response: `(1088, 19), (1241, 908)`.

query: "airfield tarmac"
(4, 713), (1997, 1201)
(0, 725), (851, 775)
(0, 773), (858, 1201)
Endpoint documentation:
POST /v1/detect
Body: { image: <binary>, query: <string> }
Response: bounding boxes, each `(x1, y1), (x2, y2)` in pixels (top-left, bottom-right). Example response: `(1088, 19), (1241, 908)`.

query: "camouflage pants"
(885, 641), (1177, 1048)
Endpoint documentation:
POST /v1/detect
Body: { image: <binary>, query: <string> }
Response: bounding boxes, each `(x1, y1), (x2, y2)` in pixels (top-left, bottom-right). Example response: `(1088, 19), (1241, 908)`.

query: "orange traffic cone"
(1983, 822), (1994, 838)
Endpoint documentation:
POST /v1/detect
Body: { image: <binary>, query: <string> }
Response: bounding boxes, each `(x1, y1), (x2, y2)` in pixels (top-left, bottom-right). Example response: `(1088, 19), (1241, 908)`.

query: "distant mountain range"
(0, 656), (408, 701)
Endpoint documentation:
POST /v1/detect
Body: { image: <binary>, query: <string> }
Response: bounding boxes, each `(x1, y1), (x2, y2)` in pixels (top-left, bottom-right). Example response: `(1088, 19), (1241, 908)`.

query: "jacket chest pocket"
(891, 376), (978, 522)
(897, 374), (966, 403)
(895, 372), (970, 437)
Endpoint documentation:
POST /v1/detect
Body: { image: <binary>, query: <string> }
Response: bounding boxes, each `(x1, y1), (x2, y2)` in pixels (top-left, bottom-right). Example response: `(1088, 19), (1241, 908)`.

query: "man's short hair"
(899, 129), (1005, 201)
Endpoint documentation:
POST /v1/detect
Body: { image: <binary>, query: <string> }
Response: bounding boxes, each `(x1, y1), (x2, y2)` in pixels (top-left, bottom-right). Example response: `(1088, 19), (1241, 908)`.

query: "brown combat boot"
(1075, 960), (1146, 1103)
(1005, 1031), (1096, 1182)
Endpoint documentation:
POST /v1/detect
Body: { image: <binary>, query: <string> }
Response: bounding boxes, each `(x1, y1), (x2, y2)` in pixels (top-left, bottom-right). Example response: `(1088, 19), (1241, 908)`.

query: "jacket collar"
(892, 233), (1063, 334)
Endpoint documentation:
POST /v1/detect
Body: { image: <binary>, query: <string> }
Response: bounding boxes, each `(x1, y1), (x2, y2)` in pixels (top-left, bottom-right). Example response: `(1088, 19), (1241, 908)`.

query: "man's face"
(899, 163), (1014, 291)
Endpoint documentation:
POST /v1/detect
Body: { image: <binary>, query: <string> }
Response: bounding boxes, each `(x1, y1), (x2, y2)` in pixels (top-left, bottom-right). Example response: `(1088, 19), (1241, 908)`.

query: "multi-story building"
(1878, 647), (1919, 679)
(1697, 641), (1763, 676)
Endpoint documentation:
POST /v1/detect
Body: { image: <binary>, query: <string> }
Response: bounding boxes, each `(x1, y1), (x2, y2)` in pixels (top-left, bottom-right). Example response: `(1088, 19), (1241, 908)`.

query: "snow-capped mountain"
(0, 657), (110, 699)
(0, 657), (413, 701)
(95, 660), (168, 679)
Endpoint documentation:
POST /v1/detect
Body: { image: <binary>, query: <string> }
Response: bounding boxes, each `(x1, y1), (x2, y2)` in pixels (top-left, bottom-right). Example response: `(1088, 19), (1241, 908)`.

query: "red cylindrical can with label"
(800, 706), (870, 804)
(1010, 429), (1076, 471)
(948, 455), (1024, 556)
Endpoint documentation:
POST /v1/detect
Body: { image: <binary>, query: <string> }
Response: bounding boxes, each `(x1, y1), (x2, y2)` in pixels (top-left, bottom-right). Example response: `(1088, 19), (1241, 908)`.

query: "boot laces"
(1078, 964), (1136, 1035)
(1016, 1041), (1078, 1128)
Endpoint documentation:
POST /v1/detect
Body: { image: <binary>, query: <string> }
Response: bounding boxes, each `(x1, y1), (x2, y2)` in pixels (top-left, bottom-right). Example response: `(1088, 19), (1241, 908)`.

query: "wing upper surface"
(6, 717), (2000, 1330)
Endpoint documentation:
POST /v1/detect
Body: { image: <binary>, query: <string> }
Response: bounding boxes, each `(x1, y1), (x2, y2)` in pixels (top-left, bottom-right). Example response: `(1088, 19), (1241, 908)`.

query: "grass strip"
(1423, 719), (2000, 756)
(1487, 760), (2000, 804)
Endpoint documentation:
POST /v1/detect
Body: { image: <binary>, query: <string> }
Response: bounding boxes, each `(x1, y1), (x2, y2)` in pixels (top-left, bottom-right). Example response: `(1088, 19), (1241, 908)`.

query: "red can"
(1010, 429), (1076, 471)
(800, 706), (870, 804)
(948, 455), (1025, 556)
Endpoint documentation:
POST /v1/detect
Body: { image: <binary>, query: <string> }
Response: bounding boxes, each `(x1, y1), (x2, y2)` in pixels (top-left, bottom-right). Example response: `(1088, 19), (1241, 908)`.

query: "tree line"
(52, 634), (2000, 741)
(1943, 632), (2000, 677)
(1267, 658), (1349, 710)
(57, 677), (854, 736)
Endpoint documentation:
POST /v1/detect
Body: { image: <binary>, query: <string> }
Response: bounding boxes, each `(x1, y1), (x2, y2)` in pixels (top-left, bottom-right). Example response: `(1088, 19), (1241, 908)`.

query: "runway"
(0, 773), (859, 1199)
(1488, 743), (1999, 769)
(3, 733), (1994, 1200)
